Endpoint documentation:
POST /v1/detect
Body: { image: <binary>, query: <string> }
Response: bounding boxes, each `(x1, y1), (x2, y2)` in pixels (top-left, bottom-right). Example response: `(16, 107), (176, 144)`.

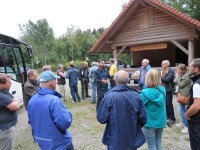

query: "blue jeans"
(70, 86), (80, 102)
(143, 127), (163, 150)
(188, 122), (200, 150)
(178, 103), (188, 127)
(92, 82), (97, 102)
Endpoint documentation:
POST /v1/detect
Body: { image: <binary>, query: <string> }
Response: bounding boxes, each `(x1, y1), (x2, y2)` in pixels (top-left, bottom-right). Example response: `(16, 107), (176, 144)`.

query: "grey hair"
(91, 62), (98, 67)
(58, 64), (63, 69)
(162, 60), (170, 66)
(114, 70), (129, 84)
(27, 69), (37, 78)
(142, 59), (149, 64)
(191, 58), (200, 69)
(40, 81), (52, 88)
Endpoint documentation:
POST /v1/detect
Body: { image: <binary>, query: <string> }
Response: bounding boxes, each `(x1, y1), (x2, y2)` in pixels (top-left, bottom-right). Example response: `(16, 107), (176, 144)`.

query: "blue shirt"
(96, 68), (110, 91)
(66, 67), (79, 86)
(138, 65), (152, 88)
(0, 90), (17, 129)
(89, 66), (98, 82)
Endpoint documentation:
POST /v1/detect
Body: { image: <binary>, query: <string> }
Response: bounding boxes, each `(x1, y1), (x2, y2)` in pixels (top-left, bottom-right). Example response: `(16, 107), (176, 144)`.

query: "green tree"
(19, 19), (55, 67)
(161, 0), (200, 20)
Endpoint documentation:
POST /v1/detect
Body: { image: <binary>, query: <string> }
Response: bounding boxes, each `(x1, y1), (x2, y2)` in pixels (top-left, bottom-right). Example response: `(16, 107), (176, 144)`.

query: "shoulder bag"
(176, 90), (190, 105)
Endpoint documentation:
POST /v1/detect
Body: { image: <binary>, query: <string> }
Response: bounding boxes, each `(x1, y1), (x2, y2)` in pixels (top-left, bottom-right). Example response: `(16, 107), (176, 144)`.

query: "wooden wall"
(112, 4), (196, 46)
(132, 44), (176, 67)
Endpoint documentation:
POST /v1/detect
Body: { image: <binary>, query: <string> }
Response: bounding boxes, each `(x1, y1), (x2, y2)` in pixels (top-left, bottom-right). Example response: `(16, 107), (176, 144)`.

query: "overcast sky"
(0, 0), (129, 38)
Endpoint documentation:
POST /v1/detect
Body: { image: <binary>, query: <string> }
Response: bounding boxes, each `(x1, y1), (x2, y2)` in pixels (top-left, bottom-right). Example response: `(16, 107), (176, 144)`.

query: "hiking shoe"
(181, 127), (188, 134)
(176, 123), (184, 128)
(167, 119), (175, 127)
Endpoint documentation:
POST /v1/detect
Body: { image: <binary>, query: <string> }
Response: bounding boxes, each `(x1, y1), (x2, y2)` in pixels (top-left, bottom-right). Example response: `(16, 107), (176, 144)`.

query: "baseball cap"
(40, 70), (60, 82)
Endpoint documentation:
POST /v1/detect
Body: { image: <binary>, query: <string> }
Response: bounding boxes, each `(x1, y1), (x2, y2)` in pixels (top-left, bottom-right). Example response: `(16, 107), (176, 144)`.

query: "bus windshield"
(0, 33), (33, 105)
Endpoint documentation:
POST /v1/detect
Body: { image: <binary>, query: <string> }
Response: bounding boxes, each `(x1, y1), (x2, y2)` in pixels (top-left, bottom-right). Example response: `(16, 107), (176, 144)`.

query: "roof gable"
(90, 0), (200, 52)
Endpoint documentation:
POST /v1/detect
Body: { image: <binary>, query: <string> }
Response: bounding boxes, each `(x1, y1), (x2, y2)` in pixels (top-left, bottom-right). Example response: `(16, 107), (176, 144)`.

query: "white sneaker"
(176, 123), (183, 128)
(181, 127), (188, 134)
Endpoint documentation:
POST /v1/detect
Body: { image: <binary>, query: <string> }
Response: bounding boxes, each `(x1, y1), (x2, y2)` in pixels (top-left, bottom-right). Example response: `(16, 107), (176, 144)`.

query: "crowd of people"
(0, 57), (200, 150)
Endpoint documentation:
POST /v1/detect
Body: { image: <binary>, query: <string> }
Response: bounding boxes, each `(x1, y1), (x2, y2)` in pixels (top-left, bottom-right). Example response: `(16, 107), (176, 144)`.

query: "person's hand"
(101, 79), (108, 83)
(13, 98), (19, 102)
(185, 113), (190, 120)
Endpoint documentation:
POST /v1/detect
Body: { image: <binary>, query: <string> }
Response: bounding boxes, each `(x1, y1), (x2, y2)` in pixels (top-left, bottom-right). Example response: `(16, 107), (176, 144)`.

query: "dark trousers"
(188, 122), (200, 150)
(166, 93), (176, 121)
(96, 90), (106, 111)
(110, 79), (116, 88)
(70, 86), (80, 102)
(81, 79), (89, 98)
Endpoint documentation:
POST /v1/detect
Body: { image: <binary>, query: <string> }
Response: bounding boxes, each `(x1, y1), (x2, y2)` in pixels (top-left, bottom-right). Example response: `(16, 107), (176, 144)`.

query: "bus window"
(0, 45), (20, 82)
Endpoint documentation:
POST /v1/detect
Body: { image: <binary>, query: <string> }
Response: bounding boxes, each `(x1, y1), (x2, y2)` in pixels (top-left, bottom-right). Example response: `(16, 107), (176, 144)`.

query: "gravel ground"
(13, 84), (191, 150)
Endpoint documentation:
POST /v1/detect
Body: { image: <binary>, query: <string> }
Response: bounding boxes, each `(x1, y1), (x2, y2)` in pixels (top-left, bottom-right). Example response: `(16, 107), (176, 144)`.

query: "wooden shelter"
(90, 0), (200, 67)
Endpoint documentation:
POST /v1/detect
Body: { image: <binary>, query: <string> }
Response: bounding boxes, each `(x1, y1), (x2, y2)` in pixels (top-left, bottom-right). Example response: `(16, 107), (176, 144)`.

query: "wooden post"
(188, 39), (194, 64)
(113, 49), (118, 66)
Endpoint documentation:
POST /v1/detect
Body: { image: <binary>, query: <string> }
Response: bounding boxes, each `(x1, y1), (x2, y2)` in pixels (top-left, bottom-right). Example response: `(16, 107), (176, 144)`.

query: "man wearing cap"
(27, 70), (74, 150)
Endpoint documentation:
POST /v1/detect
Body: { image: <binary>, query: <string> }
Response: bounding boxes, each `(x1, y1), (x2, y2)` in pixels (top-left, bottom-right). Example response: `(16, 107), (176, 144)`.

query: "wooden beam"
(188, 39), (194, 64)
(171, 40), (189, 55)
(131, 43), (167, 51)
(116, 46), (127, 58)
(114, 33), (197, 47)
(106, 40), (113, 44)
(140, 1), (146, 6)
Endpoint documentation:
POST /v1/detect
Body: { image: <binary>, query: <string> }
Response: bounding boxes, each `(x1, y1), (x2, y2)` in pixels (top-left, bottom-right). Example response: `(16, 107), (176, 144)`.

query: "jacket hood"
(141, 86), (165, 106)
(38, 88), (62, 98)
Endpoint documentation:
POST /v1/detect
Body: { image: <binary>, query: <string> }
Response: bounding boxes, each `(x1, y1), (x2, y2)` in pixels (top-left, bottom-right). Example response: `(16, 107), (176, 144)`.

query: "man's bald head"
(114, 70), (129, 85)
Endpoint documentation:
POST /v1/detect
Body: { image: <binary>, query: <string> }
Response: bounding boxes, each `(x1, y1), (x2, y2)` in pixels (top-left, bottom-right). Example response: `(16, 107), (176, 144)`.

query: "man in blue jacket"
(97, 70), (147, 150)
(28, 70), (74, 150)
(66, 64), (81, 103)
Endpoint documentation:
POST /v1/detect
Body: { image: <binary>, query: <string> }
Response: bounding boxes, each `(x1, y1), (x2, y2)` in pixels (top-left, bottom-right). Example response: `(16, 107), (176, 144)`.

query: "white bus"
(0, 34), (33, 105)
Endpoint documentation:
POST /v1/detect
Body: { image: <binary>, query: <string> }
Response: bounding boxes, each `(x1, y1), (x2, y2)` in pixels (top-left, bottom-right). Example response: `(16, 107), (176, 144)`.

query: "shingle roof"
(90, 0), (200, 52)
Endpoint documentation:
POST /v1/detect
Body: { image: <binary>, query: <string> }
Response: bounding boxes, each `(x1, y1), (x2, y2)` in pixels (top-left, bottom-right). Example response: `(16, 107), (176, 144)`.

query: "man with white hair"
(138, 59), (152, 89)
(97, 70), (147, 150)
(161, 60), (176, 127)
